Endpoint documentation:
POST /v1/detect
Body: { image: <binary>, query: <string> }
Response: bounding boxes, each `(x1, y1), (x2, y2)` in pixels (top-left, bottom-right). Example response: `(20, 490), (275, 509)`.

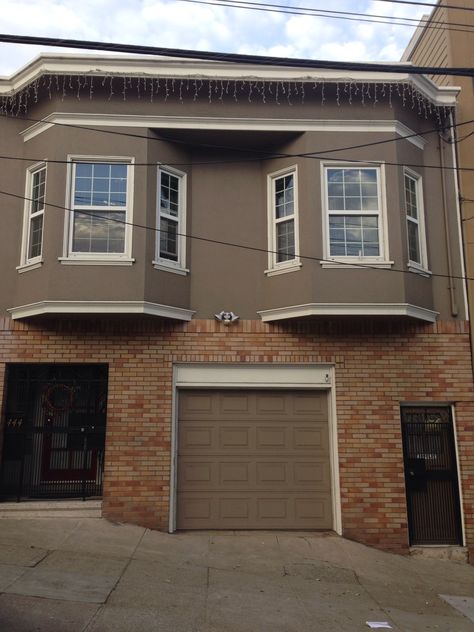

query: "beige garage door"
(177, 389), (332, 529)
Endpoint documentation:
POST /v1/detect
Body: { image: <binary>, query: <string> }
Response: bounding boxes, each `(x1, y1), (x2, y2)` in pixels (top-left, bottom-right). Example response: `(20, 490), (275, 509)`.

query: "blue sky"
(0, 0), (436, 75)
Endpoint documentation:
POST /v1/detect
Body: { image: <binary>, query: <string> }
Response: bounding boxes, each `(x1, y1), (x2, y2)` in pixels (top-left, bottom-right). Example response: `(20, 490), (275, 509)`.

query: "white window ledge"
(258, 302), (439, 323)
(16, 260), (43, 273)
(152, 261), (189, 276)
(407, 262), (432, 277)
(7, 300), (195, 321)
(58, 257), (135, 266)
(264, 261), (302, 277)
(320, 260), (394, 270)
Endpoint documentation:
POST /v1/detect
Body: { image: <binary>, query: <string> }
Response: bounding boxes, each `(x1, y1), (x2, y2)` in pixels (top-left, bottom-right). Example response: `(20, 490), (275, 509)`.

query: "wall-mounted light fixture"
(215, 311), (240, 326)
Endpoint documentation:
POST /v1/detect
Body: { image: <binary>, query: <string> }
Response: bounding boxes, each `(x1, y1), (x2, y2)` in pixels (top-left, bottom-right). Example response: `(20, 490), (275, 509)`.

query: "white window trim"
(61, 155), (134, 263)
(266, 165), (300, 274)
(404, 168), (430, 276)
(321, 161), (391, 267)
(153, 164), (187, 274)
(18, 161), (47, 271)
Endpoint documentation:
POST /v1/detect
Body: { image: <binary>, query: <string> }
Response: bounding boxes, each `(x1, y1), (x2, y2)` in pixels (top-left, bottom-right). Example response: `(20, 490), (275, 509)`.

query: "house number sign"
(6, 417), (23, 428)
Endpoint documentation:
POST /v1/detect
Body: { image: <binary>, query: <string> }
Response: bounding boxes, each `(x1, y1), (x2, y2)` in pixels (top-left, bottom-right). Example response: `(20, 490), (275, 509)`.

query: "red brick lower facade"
(1, 316), (473, 560)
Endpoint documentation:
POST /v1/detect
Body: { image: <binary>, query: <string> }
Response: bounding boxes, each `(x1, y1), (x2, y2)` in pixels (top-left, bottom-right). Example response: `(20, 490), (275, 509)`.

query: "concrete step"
(410, 545), (468, 563)
(0, 500), (102, 519)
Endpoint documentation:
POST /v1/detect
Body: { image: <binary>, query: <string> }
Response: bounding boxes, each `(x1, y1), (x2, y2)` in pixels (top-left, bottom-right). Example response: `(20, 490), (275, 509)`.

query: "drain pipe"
(439, 126), (458, 317)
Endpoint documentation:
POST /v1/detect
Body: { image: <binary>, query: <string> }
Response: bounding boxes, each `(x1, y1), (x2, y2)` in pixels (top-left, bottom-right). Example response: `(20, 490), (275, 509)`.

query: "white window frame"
(404, 168), (429, 275)
(321, 162), (392, 269)
(18, 162), (47, 273)
(153, 165), (188, 275)
(60, 155), (135, 265)
(266, 165), (301, 276)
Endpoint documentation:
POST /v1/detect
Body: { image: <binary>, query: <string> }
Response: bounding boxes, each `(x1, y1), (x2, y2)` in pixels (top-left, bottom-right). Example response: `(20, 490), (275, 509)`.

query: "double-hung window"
(404, 170), (428, 273)
(66, 158), (133, 261)
(154, 166), (187, 273)
(267, 166), (300, 274)
(19, 163), (46, 270)
(323, 164), (389, 265)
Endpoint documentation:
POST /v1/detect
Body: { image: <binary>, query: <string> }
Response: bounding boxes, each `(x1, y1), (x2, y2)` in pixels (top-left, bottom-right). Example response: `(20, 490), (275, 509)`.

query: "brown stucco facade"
(0, 55), (472, 559)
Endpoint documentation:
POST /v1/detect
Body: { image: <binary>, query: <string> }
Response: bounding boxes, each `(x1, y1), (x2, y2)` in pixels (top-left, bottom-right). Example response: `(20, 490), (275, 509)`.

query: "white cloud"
(0, 0), (437, 75)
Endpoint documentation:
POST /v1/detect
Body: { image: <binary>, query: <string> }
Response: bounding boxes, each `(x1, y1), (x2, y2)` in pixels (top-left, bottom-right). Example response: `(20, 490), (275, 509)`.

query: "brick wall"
(0, 316), (473, 559)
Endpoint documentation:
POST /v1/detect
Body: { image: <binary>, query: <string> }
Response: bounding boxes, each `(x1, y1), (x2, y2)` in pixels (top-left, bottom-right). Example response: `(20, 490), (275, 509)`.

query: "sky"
(0, 0), (437, 77)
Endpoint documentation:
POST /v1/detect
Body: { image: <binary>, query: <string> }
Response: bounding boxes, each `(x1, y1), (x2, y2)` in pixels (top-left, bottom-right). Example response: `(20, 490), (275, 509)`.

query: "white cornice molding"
(0, 53), (459, 106)
(7, 300), (195, 321)
(257, 303), (439, 323)
(21, 112), (427, 149)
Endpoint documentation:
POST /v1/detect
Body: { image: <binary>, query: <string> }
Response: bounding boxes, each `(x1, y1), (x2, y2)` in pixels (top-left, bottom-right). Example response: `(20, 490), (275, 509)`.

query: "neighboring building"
(402, 0), (474, 356)
(0, 53), (473, 560)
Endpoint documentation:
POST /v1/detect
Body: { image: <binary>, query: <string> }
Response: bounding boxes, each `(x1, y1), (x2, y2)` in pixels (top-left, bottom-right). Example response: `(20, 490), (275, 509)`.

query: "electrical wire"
(1, 187), (471, 282)
(177, 0), (474, 35)
(1, 112), (474, 171)
(0, 33), (473, 77)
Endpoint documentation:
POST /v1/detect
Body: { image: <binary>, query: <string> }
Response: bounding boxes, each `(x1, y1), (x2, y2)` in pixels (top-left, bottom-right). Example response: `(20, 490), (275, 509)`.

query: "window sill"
(58, 257), (135, 266)
(320, 259), (394, 270)
(264, 261), (302, 277)
(152, 261), (189, 276)
(407, 262), (431, 277)
(16, 260), (43, 274)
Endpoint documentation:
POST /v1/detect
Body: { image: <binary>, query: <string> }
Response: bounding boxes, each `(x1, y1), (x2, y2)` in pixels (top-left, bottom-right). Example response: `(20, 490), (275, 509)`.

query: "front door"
(0, 364), (108, 501)
(401, 406), (463, 545)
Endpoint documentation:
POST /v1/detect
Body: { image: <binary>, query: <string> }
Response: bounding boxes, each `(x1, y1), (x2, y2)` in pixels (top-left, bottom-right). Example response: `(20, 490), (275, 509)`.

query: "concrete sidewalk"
(0, 518), (473, 631)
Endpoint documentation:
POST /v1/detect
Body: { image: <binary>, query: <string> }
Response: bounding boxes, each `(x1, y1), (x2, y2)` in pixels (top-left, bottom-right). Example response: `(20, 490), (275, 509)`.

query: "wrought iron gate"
(1, 364), (108, 501)
(401, 406), (462, 545)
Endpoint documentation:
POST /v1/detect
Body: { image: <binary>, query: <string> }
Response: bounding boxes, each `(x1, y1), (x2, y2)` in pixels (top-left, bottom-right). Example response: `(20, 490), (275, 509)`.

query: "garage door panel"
(178, 457), (331, 491)
(178, 492), (333, 529)
(179, 422), (329, 455)
(177, 390), (332, 530)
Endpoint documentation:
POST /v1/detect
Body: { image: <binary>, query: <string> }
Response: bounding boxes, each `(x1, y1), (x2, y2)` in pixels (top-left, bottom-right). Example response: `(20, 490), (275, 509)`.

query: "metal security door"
(0, 364), (108, 501)
(401, 407), (462, 545)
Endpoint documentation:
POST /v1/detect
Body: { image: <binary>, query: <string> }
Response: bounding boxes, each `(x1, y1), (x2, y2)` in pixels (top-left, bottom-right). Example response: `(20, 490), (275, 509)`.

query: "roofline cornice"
(0, 53), (459, 106)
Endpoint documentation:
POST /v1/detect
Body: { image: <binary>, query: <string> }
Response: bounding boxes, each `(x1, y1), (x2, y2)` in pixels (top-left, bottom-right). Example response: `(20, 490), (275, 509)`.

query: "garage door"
(177, 389), (332, 529)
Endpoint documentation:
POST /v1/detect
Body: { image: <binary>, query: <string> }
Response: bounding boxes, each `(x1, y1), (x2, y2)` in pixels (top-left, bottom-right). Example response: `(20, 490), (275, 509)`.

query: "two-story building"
(0, 53), (473, 560)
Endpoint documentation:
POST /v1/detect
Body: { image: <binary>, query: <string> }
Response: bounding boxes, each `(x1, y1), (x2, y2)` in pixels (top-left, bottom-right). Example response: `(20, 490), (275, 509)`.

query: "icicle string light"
(0, 73), (451, 128)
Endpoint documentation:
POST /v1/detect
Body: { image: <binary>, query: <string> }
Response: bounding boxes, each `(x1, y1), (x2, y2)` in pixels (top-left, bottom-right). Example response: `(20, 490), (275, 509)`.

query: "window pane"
(408, 219), (420, 263)
(74, 163), (127, 208)
(31, 169), (46, 214)
(72, 210), (125, 253)
(328, 182), (344, 197)
(327, 167), (379, 214)
(111, 164), (127, 178)
(361, 182), (377, 197)
(345, 197), (362, 211)
(276, 219), (295, 262)
(160, 217), (178, 261)
(328, 196), (345, 211)
(274, 174), (294, 218)
(28, 215), (43, 259)
(344, 183), (360, 197)
(75, 163), (92, 178)
(160, 172), (180, 218)
(329, 215), (379, 257)
(405, 175), (418, 219)
(327, 169), (343, 183)
(93, 164), (110, 178)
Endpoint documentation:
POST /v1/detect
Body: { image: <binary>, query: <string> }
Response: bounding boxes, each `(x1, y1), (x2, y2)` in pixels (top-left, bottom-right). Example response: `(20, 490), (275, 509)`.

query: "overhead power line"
(1, 187), (471, 283)
(178, 0), (474, 35)
(0, 33), (473, 77)
(1, 112), (473, 172)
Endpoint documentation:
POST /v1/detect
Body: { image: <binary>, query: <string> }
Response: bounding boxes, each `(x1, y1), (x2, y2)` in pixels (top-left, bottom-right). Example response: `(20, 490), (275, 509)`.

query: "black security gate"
(401, 406), (462, 545)
(0, 364), (108, 501)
